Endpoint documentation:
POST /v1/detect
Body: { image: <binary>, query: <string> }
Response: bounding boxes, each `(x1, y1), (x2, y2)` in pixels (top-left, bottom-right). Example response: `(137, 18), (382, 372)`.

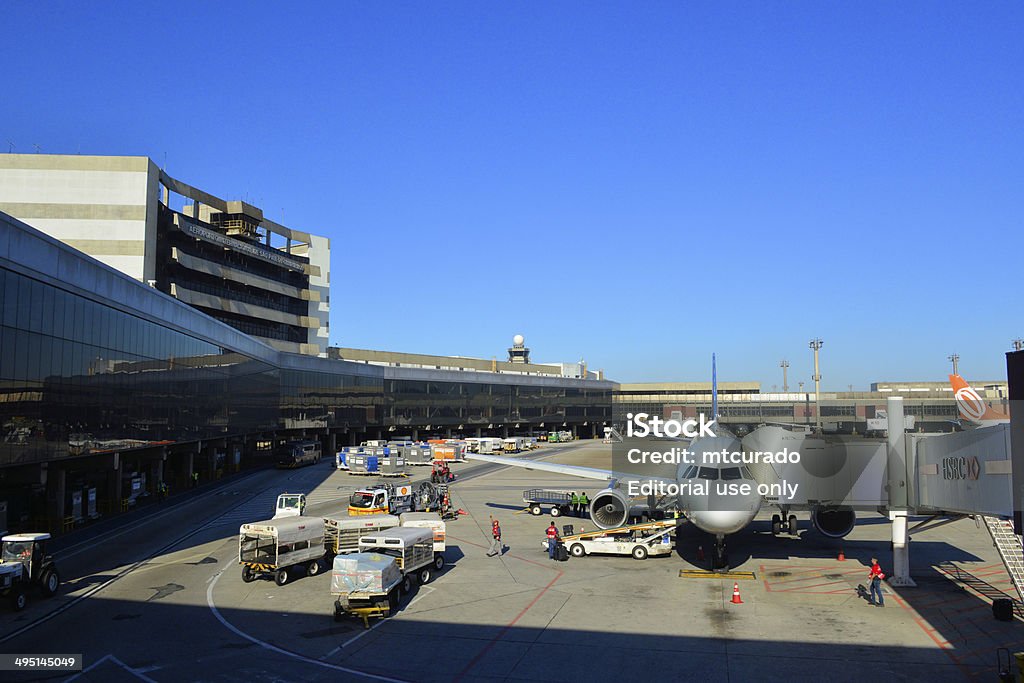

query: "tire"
(241, 566), (256, 583)
(10, 588), (27, 611)
(307, 559), (321, 576)
(771, 519), (781, 536)
(41, 569), (60, 597)
(401, 575), (413, 595)
(788, 515), (798, 535)
(418, 567), (431, 585)
(388, 588), (399, 614)
(569, 543), (586, 557)
(433, 553), (445, 571)
(550, 506), (562, 518)
(274, 568), (290, 586)
(632, 545), (649, 560)
(530, 504), (542, 516)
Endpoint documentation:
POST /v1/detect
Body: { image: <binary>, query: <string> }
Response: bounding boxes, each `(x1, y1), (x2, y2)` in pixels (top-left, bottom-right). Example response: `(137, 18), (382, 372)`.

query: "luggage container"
(399, 512), (446, 570)
(239, 517), (325, 586)
(403, 443), (434, 466)
(324, 514), (400, 557)
(358, 526), (436, 586)
(331, 552), (403, 627)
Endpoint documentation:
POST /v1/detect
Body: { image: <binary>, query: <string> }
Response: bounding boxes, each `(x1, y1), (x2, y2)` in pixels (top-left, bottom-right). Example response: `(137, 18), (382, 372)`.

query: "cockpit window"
(682, 465), (698, 479)
(697, 467), (719, 481)
(721, 467), (743, 481)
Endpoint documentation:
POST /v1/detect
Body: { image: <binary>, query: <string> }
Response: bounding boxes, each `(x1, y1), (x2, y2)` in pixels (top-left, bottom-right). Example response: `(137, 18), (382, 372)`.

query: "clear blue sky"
(4, 3), (1022, 388)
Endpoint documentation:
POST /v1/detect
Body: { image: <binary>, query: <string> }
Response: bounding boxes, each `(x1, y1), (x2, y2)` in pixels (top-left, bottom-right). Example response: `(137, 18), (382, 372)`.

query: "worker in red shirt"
(546, 521), (559, 560)
(867, 557), (885, 607)
(487, 516), (502, 557)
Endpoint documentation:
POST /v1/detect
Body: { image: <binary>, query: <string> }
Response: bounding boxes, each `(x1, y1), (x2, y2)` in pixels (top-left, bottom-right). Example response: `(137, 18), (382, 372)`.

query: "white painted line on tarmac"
(205, 568), (409, 683)
(335, 586), (435, 653)
(64, 653), (159, 683)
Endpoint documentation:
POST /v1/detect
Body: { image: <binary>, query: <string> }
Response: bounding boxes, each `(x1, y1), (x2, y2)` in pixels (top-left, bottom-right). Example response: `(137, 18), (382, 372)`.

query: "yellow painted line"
(679, 570), (757, 580)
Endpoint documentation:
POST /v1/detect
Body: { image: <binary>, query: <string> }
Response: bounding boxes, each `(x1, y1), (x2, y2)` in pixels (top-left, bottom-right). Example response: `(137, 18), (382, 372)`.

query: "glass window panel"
(51, 289), (65, 340)
(40, 285), (54, 337)
(13, 329), (30, 381)
(2, 272), (20, 327)
(0, 326), (15, 380)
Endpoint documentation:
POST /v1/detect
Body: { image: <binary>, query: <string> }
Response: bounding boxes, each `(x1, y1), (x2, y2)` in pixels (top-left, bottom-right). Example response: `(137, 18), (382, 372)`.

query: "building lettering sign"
(942, 455), (980, 481)
(175, 215), (305, 271)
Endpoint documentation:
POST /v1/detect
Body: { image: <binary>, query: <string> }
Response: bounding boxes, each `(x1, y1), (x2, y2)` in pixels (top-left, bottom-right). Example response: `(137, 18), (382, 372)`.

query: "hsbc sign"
(942, 455), (980, 481)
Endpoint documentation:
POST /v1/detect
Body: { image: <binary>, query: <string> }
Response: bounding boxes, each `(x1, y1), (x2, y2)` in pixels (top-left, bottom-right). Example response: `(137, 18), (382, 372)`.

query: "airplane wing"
(466, 453), (676, 486)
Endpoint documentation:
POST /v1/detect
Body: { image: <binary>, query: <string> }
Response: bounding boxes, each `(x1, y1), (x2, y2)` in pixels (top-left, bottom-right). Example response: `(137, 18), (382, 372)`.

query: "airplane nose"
(688, 510), (757, 536)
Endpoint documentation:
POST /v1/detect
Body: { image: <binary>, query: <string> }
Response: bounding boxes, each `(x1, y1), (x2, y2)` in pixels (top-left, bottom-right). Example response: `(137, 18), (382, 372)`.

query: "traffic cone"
(457, 508), (468, 516)
(697, 545), (705, 561)
(730, 582), (743, 604)
(838, 549), (845, 561)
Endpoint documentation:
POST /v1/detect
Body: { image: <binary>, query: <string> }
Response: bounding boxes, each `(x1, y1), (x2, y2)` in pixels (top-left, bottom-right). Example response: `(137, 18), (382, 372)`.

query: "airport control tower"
(508, 334), (531, 364)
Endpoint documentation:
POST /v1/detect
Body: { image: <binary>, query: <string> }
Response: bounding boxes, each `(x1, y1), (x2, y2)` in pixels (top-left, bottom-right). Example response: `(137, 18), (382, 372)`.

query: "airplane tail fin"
(949, 374), (1009, 423)
(712, 353), (718, 421)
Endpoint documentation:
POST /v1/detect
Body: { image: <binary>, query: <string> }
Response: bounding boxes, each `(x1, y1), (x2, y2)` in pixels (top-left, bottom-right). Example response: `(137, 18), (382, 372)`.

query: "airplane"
(468, 355), (762, 569)
(949, 374), (1010, 427)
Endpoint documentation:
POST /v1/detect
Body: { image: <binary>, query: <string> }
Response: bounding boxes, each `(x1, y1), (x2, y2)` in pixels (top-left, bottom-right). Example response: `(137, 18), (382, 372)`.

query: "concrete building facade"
(0, 154), (329, 356)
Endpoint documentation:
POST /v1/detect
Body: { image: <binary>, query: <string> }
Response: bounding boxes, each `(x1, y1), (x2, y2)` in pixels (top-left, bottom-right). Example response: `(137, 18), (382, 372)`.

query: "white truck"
(477, 437), (504, 454)
(547, 520), (677, 561)
(239, 517), (326, 585)
(358, 526), (437, 591)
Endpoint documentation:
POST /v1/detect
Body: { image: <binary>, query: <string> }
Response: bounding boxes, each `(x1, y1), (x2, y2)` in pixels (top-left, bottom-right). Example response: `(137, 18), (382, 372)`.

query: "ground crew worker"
(546, 521), (559, 560)
(579, 491), (589, 515)
(570, 491), (580, 516)
(191, 471), (199, 489)
(867, 557), (886, 607)
(487, 515), (502, 557)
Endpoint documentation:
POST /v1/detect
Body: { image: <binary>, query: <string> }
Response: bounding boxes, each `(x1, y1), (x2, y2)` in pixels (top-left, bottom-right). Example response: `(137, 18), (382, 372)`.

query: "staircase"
(983, 515), (1024, 602)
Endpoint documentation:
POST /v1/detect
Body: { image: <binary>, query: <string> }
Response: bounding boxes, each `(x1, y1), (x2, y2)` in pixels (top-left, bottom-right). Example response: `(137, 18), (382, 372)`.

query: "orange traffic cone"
(457, 508), (468, 516)
(730, 582), (743, 604)
(697, 545), (705, 561)
(838, 549), (845, 561)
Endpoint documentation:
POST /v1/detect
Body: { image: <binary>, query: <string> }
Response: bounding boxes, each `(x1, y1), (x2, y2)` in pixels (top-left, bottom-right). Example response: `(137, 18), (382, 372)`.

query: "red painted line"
(453, 568), (563, 681)
(774, 580), (851, 593)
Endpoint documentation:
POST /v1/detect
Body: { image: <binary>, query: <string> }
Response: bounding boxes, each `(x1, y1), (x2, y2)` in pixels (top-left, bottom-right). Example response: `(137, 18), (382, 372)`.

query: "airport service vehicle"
(398, 512), (446, 570)
(503, 437), (527, 452)
(0, 533), (60, 611)
(324, 513), (400, 558)
(273, 492), (308, 518)
(552, 520), (676, 561)
(523, 489), (578, 517)
(239, 517), (325, 585)
(330, 552), (403, 626)
(348, 481), (444, 517)
(358, 526), (437, 590)
(476, 438), (504, 454)
(275, 440), (322, 469)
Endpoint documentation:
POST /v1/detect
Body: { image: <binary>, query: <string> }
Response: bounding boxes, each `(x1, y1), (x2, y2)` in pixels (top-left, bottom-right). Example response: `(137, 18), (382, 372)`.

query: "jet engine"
(811, 509), (856, 538)
(589, 488), (630, 529)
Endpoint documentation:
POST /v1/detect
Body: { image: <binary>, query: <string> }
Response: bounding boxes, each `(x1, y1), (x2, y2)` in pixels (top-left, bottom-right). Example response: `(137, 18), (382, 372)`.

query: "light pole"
(780, 360), (789, 393)
(948, 353), (959, 376)
(809, 339), (823, 432)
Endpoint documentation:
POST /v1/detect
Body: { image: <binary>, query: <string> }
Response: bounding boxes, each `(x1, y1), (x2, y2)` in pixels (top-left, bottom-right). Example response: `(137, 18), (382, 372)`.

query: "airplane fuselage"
(675, 431), (762, 537)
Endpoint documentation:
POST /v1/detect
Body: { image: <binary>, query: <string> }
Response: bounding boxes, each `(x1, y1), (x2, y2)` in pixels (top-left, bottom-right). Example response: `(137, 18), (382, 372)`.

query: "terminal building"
(615, 380), (1008, 434)
(0, 209), (614, 532)
(0, 154), (330, 356)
